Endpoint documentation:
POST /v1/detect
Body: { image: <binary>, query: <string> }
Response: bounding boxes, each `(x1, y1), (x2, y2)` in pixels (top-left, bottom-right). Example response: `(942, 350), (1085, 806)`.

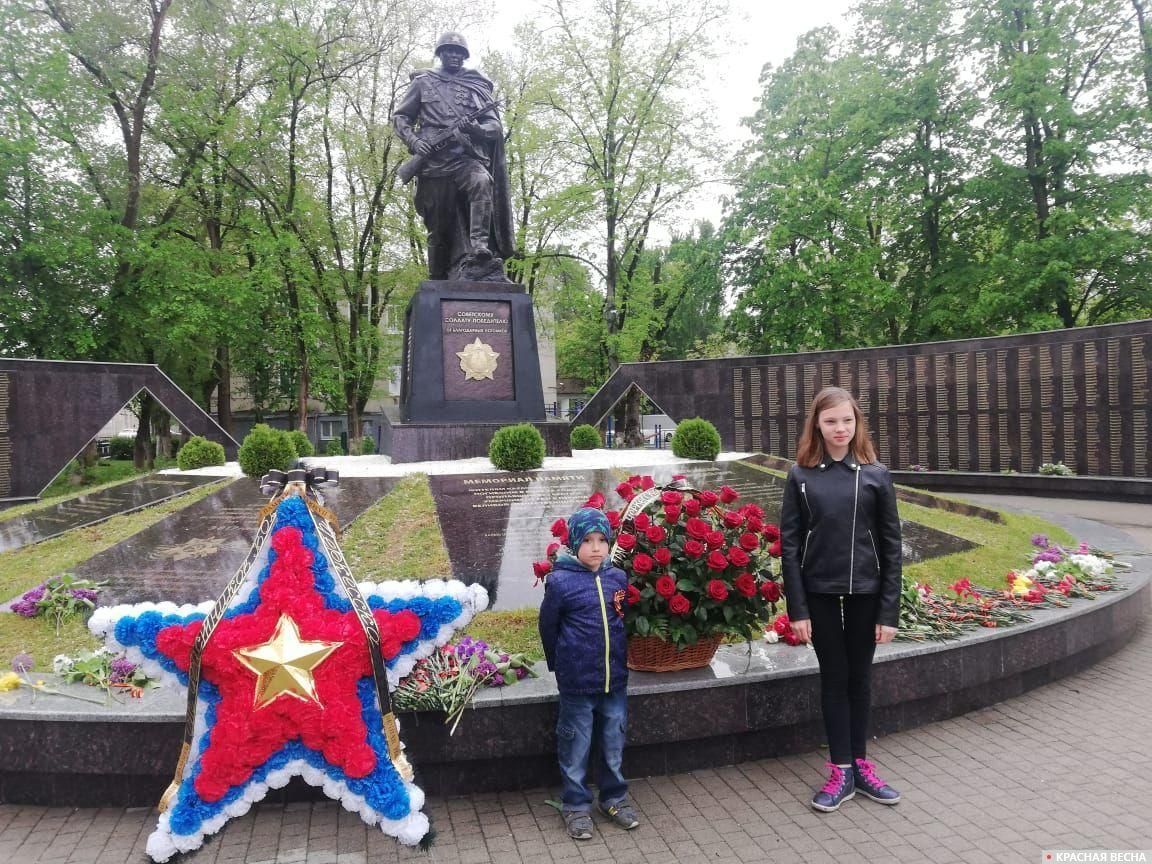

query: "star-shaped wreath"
(89, 493), (487, 862)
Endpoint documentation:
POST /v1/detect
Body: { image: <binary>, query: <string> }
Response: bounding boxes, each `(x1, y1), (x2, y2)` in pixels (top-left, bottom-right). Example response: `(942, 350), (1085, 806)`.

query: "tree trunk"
(153, 406), (172, 461)
(215, 344), (233, 434)
(134, 394), (155, 470)
(81, 440), (99, 468)
(623, 388), (645, 447)
(1135, 1), (1152, 109)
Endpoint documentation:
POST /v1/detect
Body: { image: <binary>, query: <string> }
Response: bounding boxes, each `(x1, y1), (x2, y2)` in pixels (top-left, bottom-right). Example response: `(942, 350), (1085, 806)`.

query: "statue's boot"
(469, 198), (494, 261)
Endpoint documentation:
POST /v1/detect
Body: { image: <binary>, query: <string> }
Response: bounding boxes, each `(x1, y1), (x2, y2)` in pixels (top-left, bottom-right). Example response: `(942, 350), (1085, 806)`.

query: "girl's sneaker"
(853, 758), (901, 804)
(811, 763), (855, 812)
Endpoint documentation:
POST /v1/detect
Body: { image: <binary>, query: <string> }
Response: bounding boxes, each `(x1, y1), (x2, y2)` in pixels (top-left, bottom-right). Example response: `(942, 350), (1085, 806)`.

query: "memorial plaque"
(441, 299), (514, 401)
(70, 478), (398, 606)
(429, 459), (974, 611)
(0, 373), (10, 498)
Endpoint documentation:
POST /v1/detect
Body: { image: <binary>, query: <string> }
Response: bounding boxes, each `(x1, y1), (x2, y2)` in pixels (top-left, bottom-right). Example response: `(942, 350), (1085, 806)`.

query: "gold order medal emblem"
(456, 337), (500, 381)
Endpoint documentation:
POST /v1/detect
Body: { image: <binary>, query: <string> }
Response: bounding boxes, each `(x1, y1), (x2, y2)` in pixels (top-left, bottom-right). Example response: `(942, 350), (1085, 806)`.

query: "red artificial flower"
(585, 492), (606, 510)
(661, 490), (684, 505)
(722, 510), (744, 529)
(627, 475), (641, 487)
(719, 485), (739, 504)
(768, 539), (782, 558)
(672, 474), (687, 481)
(762, 524), (781, 543)
(551, 518), (569, 541)
(706, 550), (729, 571)
(669, 593), (691, 615)
(745, 515), (764, 533)
(632, 553), (655, 575)
(654, 547), (672, 567)
(685, 518), (710, 540)
(683, 498), (702, 517)
(546, 542), (561, 557)
(683, 539), (705, 559)
(640, 476), (655, 490)
(734, 572), (757, 598)
(626, 584), (641, 605)
(707, 579), (729, 601)
(532, 560), (552, 580)
(739, 532), (760, 552)
(698, 490), (719, 507)
(728, 547), (751, 568)
(616, 533), (637, 552)
(616, 482), (635, 500)
(760, 580), (781, 602)
(705, 529), (726, 549)
(606, 510), (621, 530)
(655, 575), (677, 598)
(634, 512), (651, 530)
(645, 524), (668, 544)
(664, 503), (681, 524)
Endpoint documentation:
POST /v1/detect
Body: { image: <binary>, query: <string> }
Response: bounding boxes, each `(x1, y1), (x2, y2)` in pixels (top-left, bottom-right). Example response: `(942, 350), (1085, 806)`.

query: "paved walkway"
(2, 497), (1150, 864)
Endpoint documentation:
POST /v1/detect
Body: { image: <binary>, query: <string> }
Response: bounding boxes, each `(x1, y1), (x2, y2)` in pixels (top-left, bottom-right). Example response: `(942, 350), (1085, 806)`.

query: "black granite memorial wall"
(0, 359), (239, 505)
(573, 319), (1152, 478)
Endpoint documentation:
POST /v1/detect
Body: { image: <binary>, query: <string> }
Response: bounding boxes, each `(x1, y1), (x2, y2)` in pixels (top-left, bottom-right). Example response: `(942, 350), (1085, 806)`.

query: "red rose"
(707, 579), (729, 601)
(654, 547), (672, 567)
(706, 550), (729, 571)
(769, 539), (782, 558)
(627, 474), (641, 486)
(640, 476), (655, 490)
(664, 503), (681, 523)
(616, 533), (637, 551)
(739, 532), (760, 552)
(634, 512), (651, 530)
(551, 518), (568, 540)
(683, 498), (701, 516)
(784, 632), (800, 646)
(734, 571), (756, 597)
(683, 539), (705, 559)
(585, 492), (606, 510)
(661, 490), (684, 505)
(745, 515), (764, 533)
(645, 524), (667, 544)
(760, 580), (781, 602)
(546, 542), (561, 557)
(606, 510), (621, 530)
(532, 560), (552, 580)
(698, 490), (719, 507)
(632, 553), (655, 575)
(719, 485), (739, 504)
(741, 503), (764, 519)
(669, 593), (691, 615)
(722, 510), (744, 529)
(655, 575), (676, 598)
(762, 524), (781, 543)
(685, 517), (710, 540)
(773, 614), (791, 634)
(728, 547), (751, 568)
(703, 529), (724, 549)
(616, 482), (635, 500)
(626, 584), (641, 605)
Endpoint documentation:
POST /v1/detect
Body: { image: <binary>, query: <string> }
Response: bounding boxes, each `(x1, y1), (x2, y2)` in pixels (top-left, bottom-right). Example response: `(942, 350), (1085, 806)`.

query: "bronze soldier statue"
(393, 31), (515, 282)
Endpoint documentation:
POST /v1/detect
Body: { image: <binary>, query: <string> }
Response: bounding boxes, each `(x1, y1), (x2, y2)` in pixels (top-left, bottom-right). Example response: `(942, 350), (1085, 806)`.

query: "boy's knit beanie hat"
(566, 507), (613, 550)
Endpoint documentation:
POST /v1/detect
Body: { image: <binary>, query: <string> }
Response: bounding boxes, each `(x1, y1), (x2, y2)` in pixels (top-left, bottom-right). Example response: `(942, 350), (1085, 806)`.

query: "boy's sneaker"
(597, 800), (640, 829)
(564, 811), (594, 840)
(811, 763), (855, 812)
(853, 758), (901, 804)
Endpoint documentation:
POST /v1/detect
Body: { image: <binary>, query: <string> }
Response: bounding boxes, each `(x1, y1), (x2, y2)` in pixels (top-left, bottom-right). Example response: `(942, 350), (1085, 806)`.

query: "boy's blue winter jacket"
(538, 555), (629, 695)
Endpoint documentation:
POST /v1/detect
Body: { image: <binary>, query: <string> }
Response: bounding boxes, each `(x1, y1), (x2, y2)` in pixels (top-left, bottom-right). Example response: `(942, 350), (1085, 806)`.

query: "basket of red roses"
(535, 474), (783, 672)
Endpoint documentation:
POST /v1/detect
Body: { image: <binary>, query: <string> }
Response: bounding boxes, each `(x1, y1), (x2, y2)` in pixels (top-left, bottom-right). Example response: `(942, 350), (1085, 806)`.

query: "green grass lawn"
(1, 457), (182, 523)
(342, 474), (452, 580)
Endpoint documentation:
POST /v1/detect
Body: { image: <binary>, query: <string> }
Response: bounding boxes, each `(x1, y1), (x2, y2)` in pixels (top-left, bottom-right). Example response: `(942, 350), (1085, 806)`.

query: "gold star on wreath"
(456, 337), (500, 381)
(234, 614), (343, 710)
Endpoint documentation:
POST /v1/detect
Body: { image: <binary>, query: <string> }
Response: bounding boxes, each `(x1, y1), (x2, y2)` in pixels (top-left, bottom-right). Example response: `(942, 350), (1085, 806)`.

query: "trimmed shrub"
(670, 418), (721, 461)
(108, 437), (135, 460)
(569, 424), (602, 450)
(489, 423), (546, 471)
(237, 424), (297, 477)
(324, 438), (345, 456)
(287, 430), (314, 458)
(357, 435), (376, 455)
(176, 436), (226, 470)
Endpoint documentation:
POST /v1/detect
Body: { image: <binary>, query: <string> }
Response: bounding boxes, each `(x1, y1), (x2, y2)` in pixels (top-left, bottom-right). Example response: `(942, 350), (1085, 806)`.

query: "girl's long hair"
(794, 386), (877, 467)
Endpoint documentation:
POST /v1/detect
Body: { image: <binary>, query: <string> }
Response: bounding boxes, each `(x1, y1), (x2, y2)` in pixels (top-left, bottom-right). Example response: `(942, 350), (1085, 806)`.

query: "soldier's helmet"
(434, 31), (469, 59)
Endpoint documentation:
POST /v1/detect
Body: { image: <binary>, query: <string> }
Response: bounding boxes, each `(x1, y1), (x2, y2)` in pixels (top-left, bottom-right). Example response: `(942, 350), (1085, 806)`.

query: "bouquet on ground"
(535, 474), (783, 650)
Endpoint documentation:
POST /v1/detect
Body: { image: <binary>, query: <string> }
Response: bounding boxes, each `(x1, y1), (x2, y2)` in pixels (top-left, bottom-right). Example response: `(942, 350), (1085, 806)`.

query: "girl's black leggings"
(807, 592), (879, 765)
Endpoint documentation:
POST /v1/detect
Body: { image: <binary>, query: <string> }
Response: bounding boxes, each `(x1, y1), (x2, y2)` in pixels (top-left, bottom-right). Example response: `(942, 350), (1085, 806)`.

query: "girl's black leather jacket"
(779, 457), (903, 628)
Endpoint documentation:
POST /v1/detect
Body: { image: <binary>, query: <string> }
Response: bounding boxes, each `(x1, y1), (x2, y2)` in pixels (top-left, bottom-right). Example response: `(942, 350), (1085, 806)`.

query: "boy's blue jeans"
(556, 689), (628, 814)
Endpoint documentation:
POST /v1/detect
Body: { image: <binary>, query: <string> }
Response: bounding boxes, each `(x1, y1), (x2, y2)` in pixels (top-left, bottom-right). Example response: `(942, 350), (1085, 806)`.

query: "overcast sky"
(466, 0), (858, 227)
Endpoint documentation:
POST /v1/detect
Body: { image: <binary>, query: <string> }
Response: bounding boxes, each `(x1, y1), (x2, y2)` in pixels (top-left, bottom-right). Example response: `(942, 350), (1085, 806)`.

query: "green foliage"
(237, 424), (297, 478)
(324, 438), (345, 456)
(488, 424), (546, 471)
(671, 418), (721, 461)
(357, 435), (376, 456)
(1038, 461), (1075, 476)
(176, 436), (226, 470)
(287, 430), (314, 458)
(569, 424), (602, 450)
(107, 438), (135, 460)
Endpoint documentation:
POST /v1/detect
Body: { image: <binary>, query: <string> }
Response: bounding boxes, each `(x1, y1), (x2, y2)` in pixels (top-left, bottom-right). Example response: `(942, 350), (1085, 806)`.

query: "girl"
(780, 386), (903, 812)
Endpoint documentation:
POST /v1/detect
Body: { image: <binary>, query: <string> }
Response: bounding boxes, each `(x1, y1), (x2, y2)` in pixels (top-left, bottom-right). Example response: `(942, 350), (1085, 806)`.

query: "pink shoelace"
(820, 763), (847, 795)
(854, 758), (884, 787)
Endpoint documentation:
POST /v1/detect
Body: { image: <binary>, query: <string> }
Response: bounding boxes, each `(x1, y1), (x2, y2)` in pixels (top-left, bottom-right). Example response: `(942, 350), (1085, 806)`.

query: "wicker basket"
(626, 634), (723, 672)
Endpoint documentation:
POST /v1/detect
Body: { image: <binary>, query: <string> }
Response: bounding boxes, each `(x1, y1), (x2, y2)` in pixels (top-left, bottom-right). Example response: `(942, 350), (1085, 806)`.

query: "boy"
(538, 507), (639, 840)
